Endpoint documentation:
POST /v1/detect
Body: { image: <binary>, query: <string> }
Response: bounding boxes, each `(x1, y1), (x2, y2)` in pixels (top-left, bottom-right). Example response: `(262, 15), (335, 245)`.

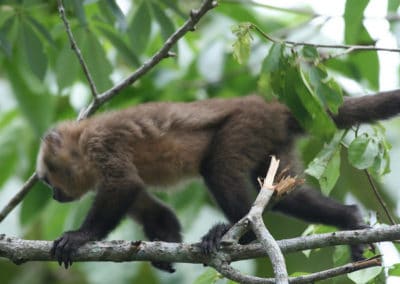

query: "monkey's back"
(65, 96), (292, 187)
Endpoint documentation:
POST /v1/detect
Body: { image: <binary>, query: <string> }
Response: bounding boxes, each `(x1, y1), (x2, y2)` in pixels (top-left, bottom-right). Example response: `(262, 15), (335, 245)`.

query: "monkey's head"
(36, 126), (94, 203)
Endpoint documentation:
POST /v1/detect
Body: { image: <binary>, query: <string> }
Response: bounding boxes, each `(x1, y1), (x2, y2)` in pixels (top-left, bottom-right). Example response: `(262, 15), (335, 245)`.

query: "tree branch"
(364, 169), (397, 225)
(1, 226), (398, 264)
(0, 173), (38, 222)
(78, 0), (218, 119)
(0, 0), (218, 223)
(57, 0), (99, 99)
(215, 257), (380, 284)
(1, 225), (394, 283)
(249, 23), (400, 54)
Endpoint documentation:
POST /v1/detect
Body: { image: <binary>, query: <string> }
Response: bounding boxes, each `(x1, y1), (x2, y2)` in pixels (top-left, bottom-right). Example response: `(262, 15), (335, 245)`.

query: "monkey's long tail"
(332, 89), (400, 129)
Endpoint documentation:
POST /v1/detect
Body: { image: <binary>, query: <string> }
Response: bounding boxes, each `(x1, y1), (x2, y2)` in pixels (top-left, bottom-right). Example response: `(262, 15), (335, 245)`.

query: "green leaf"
(301, 45), (319, 59)
(333, 245), (349, 266)
(347, 266), (382, 284)
(344, 0), (379, 89)
(105, 0), (127, 30)
(319, 148), (341, 195)
(55, 43), (81, 90)
(348, 134), (380, 170)
(158, 0), (186, 19)
(231, 23), (253, 64)
(389, 263), (400, 276)
(0, 29), (11, 57)
(128, 1), (152, 55)
(151, 3), (175, 42)
(73, 0), (87, 27)
(351, 51), (379, 90)
(368, 126), (391, 175)
(20, 182), (51, 225)
(295, 65), (337, 137)
(301, 61), (343, 114)
(26, 15), (55, 46)
(20, 19), (48, 81)
(0, 111), (21, 187)
(344, 0), (369, 44)
(261, 43), (283, 73)
(194, 269), (221, 284)
(306, 131), (345, 194)
(388, 0), (400, 12)
(97, 26), (140, 67)
(6, 60), (54, 136)
(77, 29), (113, 92)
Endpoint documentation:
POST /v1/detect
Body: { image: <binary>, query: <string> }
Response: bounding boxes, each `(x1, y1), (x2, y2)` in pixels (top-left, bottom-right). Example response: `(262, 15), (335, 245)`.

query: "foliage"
(0, 0), (399, 283)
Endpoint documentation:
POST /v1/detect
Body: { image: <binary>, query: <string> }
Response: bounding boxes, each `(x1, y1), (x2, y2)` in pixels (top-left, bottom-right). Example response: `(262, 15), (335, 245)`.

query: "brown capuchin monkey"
(36, 91), (400, 272)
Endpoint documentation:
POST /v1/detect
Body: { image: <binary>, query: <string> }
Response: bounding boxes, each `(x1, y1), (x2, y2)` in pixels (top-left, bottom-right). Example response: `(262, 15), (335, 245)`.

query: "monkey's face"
(36, 129), (93, 203)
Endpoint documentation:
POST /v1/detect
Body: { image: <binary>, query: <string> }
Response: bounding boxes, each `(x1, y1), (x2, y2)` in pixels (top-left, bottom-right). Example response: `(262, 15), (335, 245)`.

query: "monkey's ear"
(43, 130), (62, 149)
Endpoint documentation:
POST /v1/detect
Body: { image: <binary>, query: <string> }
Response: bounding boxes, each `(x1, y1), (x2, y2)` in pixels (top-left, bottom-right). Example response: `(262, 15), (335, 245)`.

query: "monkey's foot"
(152, 261), (175, 273)
(199, 223), (231, 255)
(51, 230), (92, 269)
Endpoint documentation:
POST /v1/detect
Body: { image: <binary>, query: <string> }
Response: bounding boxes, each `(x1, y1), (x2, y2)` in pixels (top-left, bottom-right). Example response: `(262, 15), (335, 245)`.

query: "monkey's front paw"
(151, 261), (176, 273)
(51, 230), (92, 269)
(199, 223), (231, 255)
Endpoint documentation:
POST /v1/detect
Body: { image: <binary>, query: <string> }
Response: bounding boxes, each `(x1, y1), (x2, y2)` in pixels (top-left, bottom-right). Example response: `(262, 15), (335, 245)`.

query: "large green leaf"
(97, 25), (140, 67)
(388, 0), (400, 11)
(26, 15), (55, 47)
(348, 134), (380, 170)
(20, 19), (48, 81)
(350, 50), (379, 89)
(347, 266), (382, 284)
(6, 61), (54, 136)
(128, 0), (152, 55)
(194, 269), (221, 284)
(151, 2), (175, 42)
(55, 43), (81, 90)
(76, 28), (113, 93)
(344, 0), (369, 44)
(344, 0), (379, 89)
(20, 182), (51, 225)
(100, 0), (127, 30)
(0, 110), (21, 187)
(300, 49), (343, 115)
(305, 131), (345, 195)
(262, 43), (283, 73)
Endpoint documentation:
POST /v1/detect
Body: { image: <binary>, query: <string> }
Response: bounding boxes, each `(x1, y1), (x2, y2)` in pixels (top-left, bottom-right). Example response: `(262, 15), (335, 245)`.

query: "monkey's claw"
(152, 261), (176, 273)
(199, 223), (231, 255)
(51, 230), (91, 269)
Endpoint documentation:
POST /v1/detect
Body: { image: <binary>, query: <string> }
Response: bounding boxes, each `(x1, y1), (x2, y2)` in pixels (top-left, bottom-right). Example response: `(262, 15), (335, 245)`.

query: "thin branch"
(57, 0), (99, 99)
(0, 225), (391, 284)
(364, 169), (397, 225)
(0, 173), (38, 222)
(0, 0), (217, 223)
(289, 257), (381, 284)
(249, 23), (400, 53)
(215, 257), (381, 284)
(78, 0), (218, 119)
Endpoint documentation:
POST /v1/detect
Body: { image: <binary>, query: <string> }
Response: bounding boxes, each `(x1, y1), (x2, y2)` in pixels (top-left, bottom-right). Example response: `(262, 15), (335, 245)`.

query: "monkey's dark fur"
(36, 91), (400, 272)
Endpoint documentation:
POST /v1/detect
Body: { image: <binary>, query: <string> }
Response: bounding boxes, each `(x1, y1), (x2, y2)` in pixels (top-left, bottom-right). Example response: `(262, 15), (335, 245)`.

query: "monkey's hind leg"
(128, 190), (182, 273)
(273, 186), (369, 260)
